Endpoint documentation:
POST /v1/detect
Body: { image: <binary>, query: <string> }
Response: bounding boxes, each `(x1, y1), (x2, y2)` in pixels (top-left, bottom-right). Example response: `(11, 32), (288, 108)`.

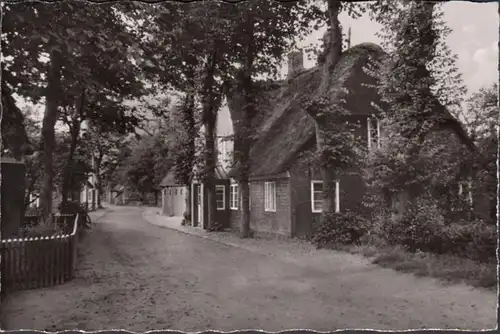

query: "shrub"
(21, 217), (64, 238)
(312, 210), (369, 248)
(58, 201), (89, 230)
(438, 221), (496, 263)
(379, 196), (446, 253)
(59, 201), (87, 215)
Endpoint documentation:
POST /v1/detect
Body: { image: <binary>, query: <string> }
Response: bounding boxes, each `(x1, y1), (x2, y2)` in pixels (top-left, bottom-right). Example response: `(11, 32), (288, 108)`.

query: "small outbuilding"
(159, 171), (187, 217)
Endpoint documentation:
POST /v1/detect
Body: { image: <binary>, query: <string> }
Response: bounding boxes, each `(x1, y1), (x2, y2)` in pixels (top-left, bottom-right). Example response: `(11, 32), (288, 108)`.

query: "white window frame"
(264, 181), (276, 212)
(367, 116), (381, 150)
(215, 185), (226, 210)
(230, 183), (239, 210)
(310, 180), (340, 213)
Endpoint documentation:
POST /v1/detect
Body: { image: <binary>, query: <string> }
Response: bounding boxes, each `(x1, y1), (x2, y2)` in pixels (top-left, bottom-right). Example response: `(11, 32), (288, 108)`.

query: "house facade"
(189, 43), (478, 238)
(221, 44), (387, 238)
(159, 171), (188, 217)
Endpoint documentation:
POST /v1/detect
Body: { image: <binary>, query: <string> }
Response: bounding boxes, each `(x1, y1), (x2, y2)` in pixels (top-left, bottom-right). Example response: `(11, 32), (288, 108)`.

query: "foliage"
(53, 131), (92, 191)
(20, 217), (64, 238)
(311, 210), (369, 248)
(3, 0), (148, 217)
(166, 97), (201, 186)
(361, 0), (474, 222)
(114, 133), (170, 196)
(369, 194), (496, 263)
(463, 83), (498, 141)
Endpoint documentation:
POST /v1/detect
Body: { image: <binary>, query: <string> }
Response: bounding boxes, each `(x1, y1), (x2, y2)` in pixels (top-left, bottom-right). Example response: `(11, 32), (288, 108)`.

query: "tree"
(166, 95), (201, 221)
(81, 124), (129, 208)
(463, 84), (498, 223)
(297, 1), (367, 216)
(3, 1), (146, 218)
(22, 108), (43, 209)
(362, 1), (472, 219)
(114, 134), (170, 203)
(221, 0), (321, 237)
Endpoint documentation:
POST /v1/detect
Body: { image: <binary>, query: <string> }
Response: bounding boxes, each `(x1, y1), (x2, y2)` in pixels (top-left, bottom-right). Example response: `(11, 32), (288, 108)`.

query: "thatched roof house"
(226, 43), (387, 179)
(226, 42), (473, 180)
(190, 42), (476, 238)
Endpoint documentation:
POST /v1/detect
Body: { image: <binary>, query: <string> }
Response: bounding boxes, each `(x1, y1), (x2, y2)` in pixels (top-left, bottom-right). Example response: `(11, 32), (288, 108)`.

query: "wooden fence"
(1, 214), (80, 295)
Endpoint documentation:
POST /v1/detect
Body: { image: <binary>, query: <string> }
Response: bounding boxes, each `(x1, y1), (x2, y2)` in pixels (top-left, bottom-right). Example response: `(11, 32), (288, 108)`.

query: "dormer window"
(367, 116), (380, 150)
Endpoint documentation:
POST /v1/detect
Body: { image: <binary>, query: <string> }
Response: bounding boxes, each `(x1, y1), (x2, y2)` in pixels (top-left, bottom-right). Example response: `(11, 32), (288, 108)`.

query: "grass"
(338, 239), (497, 290)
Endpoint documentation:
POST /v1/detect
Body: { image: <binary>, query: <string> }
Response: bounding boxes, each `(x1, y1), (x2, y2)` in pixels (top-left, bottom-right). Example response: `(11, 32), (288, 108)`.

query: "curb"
(140, 209), (280, 256)
(141, 210), (243, 247)
(88, 207), (111, 223)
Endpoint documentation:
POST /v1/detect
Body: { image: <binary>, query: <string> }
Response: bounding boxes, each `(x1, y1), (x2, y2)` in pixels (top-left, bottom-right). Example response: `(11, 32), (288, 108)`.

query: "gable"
(227, 43), (386, 179)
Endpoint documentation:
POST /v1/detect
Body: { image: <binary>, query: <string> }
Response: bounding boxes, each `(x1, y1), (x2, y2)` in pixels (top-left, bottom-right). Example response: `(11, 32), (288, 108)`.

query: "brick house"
(221, 43), (477, 238)
(188, 42), (478, 237)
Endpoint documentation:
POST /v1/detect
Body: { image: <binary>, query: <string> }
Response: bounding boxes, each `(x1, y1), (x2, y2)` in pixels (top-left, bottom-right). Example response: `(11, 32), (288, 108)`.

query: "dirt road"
(1, 206), (496, 331)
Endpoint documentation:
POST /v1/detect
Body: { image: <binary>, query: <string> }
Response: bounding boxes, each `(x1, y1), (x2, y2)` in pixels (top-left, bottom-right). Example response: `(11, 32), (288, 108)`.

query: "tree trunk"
(61, 121), (80, 207)
(39, 49), (62, 219)
(204, 119), (217, 229)
(95, 168), (102, 208)
(181, 73), (196, 222)
(236, 13), (256, 238)
(184, 185), (192, 221)
(306, 0), (343, 215)
(202, 45), (220, 230)
(61, 91), (85, 207)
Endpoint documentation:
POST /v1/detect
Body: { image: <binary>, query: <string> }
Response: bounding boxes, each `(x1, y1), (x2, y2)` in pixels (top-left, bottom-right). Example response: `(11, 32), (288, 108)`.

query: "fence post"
(70, 214), (79, 279)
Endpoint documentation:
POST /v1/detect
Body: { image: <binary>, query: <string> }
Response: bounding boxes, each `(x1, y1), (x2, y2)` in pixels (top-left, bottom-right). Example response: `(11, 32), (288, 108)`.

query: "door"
(197, 184), (203, 227)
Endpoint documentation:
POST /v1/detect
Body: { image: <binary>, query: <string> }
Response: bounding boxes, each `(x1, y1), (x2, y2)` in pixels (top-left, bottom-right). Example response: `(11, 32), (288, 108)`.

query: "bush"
(58, 201), (89, 230)
(59, 201), (87, 215)
(312, 210), (369, 248)
(375, 195), (496, 262)
(438, 221), (496, 263)
(21, 217), (64, 238)
(379, 196), (446, 253)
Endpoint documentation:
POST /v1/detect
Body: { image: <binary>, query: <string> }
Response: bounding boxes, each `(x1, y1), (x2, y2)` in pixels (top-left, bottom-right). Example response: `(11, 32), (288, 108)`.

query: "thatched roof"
(1, 79), (34, 159)
(226, 42), (474, 179)
(227, 43), (385, 178)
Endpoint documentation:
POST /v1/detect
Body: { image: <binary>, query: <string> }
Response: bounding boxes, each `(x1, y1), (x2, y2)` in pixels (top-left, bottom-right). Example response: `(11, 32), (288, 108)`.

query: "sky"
(297, 1), (498, 95)
(217, 1), (499, 136)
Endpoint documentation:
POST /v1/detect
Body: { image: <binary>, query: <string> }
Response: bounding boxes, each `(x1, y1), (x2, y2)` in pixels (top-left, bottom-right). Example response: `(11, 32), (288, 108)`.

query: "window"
(215, 185), (225, 210)
(310, 180), (339, 213)
(367, 116), (380, 150)
(264, 182), (276, 212)
(230, 184), (239, 210)
(458, 181), (473, 205)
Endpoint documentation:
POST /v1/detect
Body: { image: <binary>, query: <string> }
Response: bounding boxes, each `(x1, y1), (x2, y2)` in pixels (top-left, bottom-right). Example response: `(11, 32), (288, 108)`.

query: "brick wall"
(229, 178), (292, 237)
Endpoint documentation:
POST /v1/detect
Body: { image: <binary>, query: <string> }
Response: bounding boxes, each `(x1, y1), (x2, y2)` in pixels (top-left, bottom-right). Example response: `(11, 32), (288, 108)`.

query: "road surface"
(1, 206), (496, 331)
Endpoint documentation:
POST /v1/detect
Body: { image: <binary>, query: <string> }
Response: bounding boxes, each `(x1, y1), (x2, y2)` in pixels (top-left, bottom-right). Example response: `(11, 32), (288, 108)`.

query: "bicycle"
(80, 208), (92, 229)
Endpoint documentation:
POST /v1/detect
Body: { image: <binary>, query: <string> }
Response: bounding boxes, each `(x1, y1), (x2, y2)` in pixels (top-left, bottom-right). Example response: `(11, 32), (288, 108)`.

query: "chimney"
(287, 50), (304, 79)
